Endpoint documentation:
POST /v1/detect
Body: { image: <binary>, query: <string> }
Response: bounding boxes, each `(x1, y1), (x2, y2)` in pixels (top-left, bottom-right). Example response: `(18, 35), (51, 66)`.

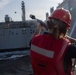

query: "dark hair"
(47, 18), (67, 36)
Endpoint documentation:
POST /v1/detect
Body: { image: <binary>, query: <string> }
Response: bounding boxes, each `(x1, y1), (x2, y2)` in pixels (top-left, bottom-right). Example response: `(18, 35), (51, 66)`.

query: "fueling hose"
(30, 14), (48, 30)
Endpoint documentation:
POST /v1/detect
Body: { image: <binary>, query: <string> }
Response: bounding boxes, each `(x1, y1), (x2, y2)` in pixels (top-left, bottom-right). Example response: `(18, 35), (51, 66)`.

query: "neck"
(47, 29), (61, 39)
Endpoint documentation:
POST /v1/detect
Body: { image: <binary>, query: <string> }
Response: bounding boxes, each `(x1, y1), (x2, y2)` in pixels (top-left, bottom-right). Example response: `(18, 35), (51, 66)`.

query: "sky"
(0, 0), (63, 22)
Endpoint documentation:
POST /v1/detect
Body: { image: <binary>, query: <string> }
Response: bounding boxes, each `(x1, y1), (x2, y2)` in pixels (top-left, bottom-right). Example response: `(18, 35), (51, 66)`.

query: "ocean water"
(0, 50), (30, 60)
(0, 50), (33, 75)
(0, 50), (76, 75)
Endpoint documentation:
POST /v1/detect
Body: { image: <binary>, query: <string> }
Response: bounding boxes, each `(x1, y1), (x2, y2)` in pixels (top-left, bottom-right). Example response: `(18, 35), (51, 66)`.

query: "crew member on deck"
(30, 8), (76, 75)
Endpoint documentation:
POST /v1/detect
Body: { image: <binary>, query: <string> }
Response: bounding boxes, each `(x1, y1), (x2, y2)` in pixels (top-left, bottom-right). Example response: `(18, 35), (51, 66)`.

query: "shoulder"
(32, 34), (41, 40)
(63, 37), (70, 42)
(61, 38), (71, 45)
(31, 34), (43, 43)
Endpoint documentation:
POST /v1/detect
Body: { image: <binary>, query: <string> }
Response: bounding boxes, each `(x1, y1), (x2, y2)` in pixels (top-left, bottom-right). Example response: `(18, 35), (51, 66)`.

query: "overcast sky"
(0, 0), (63, 22)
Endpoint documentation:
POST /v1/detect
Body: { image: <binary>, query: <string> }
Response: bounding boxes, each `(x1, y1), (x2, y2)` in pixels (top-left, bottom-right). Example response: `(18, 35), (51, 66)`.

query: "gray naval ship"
(0, 1), (46, 60)
(0, 17), (37, 51)
(0, 1), (38, 51)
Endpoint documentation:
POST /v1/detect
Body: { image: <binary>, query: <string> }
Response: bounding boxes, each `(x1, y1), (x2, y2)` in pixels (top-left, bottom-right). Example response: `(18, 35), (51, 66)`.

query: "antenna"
(21, 1), (26, 21)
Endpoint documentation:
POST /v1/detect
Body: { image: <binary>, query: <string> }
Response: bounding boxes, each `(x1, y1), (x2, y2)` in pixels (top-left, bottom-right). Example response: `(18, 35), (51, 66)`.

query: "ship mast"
(21, 1), (26, 21)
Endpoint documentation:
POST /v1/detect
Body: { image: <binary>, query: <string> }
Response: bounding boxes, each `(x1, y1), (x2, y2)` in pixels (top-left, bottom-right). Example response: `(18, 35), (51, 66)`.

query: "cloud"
(0, 0), (12, 10)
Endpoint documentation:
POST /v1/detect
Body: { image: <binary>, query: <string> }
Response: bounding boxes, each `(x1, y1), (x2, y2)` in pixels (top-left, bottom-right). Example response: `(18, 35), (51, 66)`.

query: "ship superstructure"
(57, 0), (76, 38)
(0, 20), (38, 51)
(21, 1), (26, 21)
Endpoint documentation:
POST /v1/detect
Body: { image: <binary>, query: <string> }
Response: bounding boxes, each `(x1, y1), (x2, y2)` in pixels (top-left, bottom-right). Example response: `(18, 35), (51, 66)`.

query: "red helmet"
(49, 8), (71, 28)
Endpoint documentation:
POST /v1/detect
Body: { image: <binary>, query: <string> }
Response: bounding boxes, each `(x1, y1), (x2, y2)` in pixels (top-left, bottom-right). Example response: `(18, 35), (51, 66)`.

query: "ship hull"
(0, 27), (35, 51)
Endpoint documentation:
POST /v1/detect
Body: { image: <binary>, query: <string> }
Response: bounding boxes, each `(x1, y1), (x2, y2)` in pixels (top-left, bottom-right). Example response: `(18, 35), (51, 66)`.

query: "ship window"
(22, 30), (26, 34)
(16, 33), (18, 35)
(9, 31), (11, 32)
(22, 32), (26, 34)
(30, 30), (35, 34)
(30, 32), (33, 34)
(12, 32), (14, 35)
(33, 30), (35, 33)
(1, 34), (2, 36)
(30, 30), (32, 31)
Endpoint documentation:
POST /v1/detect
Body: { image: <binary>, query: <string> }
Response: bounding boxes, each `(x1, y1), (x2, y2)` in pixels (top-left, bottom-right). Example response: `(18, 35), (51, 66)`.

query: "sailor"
(30, 8), (76, 75)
